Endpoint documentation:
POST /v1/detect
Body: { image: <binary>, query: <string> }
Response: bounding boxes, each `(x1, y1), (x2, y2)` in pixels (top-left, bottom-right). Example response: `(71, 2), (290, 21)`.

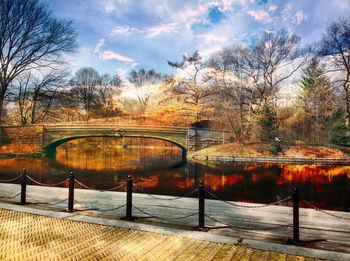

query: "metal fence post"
(121, 175), (134, 220)
(20, 169), (27, 205)
(198, 180), (205, 229)
(68, 172), (74, 212)
(292, 188), (300, 242)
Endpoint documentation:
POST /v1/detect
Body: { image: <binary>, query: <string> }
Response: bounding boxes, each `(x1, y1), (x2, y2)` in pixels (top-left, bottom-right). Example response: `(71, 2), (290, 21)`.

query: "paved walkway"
(0, 208), (323, 261)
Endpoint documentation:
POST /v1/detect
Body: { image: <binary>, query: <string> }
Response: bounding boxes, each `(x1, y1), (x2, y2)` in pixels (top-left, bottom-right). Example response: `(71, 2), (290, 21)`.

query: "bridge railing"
(43, 124), (189, 130)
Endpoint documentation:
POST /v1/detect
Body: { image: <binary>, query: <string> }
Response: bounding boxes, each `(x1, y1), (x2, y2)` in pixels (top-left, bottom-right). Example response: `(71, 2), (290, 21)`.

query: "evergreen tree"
(299, 57), (335, 144)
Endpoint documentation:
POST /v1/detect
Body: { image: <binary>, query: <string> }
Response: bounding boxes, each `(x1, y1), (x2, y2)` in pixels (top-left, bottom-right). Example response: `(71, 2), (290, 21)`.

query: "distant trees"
(70, 68), (101, 122)
(207, 30), (306, 142)
(12, 68), (68, 124)
(98, 74), (123, 118)
(128, 68), (166, 113)
(70, 68), (123, 122)
(0, 0), (76, 123)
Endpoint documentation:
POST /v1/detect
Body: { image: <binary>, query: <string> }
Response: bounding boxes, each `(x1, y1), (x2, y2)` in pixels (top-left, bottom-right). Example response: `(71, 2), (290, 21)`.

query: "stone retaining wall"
(0, 126), (44, 153)
(192, 155), (350, 165)
(187, 128), (229, 152)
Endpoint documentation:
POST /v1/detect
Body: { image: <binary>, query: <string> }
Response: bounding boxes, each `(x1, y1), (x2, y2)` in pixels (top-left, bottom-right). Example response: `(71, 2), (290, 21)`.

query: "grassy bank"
(189, 142), (348, 159)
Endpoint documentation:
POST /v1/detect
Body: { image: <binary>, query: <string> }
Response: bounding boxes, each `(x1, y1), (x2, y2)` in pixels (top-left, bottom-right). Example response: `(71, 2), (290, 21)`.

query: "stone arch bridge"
(0, 124), (230, 159)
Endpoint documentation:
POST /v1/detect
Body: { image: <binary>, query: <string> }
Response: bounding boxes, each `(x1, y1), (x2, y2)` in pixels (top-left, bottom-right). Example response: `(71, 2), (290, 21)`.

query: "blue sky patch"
(208, 6), (224, 24)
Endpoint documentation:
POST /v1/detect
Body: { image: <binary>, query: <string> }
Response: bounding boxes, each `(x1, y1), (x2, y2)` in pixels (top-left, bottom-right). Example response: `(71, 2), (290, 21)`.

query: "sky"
(48, 0), (350, 79)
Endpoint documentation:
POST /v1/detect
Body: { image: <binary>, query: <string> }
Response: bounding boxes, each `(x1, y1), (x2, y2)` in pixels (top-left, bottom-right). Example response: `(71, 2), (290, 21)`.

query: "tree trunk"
(0, 98), (3, 125)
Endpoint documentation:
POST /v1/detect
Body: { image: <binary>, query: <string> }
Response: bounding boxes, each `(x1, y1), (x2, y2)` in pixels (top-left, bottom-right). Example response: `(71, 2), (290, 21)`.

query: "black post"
(198, 180), (205, 229)
(121, 175), (133, 220)
(20, 169), (27, 205)
(292, 188), (300, 242)
(68, 172), (74, 212)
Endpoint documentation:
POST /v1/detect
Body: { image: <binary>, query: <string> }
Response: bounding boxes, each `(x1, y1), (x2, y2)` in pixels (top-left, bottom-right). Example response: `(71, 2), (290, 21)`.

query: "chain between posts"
(27, 176), (69, 187)
(204, 214), (289, 232)
(26, 194), (68, 206)
(205, 190), (291, 208)
(0, 174), (22, 183)
(132, 205), (198, 220)
(144, 188), (198, 201)
(302, 200), (350, 220)
(75, 179), (126, 191)
(71, 199), (126, 212)
(0, 192), (21, 200)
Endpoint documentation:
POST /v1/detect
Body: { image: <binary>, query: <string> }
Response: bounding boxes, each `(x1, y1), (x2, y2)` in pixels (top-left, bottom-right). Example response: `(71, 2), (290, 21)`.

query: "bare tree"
(70, 67), (101, 122)
(0, 0), (76, 123)
(166, 51), (216, 122)
(319, 17), (350, 126)
(12, 68), (68, 124)
(128, 68), (165, 113)
(97, 73), (123, 119)
(250, 29), (307, 104)
(208, 47), (256, 142)
(208, 29), (308, 142)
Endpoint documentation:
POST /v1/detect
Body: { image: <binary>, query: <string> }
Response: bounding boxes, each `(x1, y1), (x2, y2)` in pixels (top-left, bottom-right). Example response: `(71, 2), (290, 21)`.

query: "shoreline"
(190, 155), (350, 165)
(2, 152), (350, 165)
(0, 153), (42, 159)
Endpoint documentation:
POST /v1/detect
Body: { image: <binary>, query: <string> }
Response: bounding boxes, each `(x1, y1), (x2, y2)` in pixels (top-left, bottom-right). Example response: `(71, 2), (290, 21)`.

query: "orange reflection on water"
(279, 165), (350, 185)
(203, 172), (244, 191)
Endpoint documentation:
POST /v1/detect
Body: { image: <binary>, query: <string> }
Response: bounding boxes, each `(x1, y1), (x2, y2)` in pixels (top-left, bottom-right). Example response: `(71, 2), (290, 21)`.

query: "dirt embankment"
(189, 142), (348, 159)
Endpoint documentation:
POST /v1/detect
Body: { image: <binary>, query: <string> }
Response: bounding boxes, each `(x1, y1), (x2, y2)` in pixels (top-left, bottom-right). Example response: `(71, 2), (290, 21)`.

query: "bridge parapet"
(1, 124), (230, 157)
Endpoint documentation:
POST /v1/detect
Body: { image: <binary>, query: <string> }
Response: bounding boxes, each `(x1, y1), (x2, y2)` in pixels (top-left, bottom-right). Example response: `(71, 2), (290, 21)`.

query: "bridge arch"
(43, 134), (187, 160)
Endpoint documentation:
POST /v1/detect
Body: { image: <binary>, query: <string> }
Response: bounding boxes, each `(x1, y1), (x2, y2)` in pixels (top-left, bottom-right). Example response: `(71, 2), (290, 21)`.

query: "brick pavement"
(0, 209), (325, 261)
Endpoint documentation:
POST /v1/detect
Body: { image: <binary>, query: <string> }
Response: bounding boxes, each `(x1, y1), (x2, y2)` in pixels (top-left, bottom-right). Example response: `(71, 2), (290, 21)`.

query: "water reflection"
(0, 137), (349, 211)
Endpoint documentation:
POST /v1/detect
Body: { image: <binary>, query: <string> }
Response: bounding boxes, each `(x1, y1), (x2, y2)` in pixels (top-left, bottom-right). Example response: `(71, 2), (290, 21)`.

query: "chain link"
(302, 200), (350, 220)
(75, 179), (126, 191)
(27, 194), (68, 205)
(96, 204), (126, 212)
(206, 190), (291, 208)
(74, 179), (95, 190)
(0, 174), (22, 183)
(132, 205), (198, 220)
(205, 214), (289, 231)
(27, 176), (69, 187)
(132, 183), (144, 192)
(101, 182), (126, 192)
(0, 192), (21, 200)
(145, 188), (198, 201)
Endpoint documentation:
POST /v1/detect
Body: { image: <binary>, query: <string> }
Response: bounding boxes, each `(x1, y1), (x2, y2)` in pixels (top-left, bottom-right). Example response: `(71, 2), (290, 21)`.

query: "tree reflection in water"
(0, 137), (348, 211)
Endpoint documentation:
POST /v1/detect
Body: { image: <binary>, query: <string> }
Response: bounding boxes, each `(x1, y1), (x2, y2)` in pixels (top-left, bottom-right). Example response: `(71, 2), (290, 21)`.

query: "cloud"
(145, 23), (178, 38)
(94, 38), (106, 53)
(196, 34), (227, 44)
(111, 26), (142, 36)
(292, 11), (308, 25)
(268, 5), (277, 12)
(99, 51), (138, 67)
(111, 23), (178, 38)
(247, 10), (273, 23)
(199, 45), (223, 58)
(176, 5), (209, 28)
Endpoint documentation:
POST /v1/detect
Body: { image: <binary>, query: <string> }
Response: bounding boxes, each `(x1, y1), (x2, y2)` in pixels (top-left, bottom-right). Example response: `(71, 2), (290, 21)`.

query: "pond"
(0, 137), (349, 211)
